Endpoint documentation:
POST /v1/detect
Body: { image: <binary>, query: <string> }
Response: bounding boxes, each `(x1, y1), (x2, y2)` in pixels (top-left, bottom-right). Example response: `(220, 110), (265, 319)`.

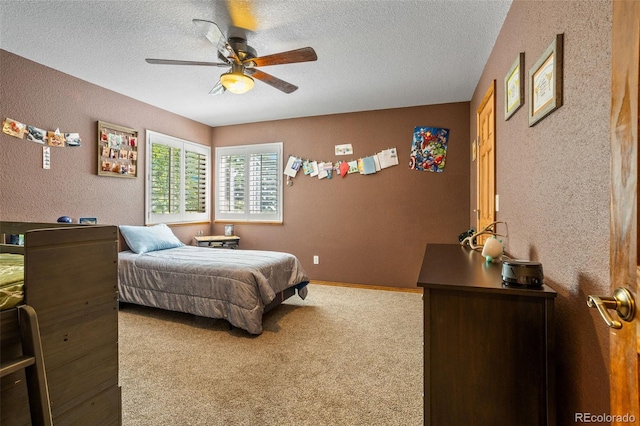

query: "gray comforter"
(118, 246), (309, 334)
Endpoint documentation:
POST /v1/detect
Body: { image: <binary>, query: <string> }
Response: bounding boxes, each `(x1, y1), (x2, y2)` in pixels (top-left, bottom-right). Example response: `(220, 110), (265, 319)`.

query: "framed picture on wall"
(528, 34), (564, 126)
(504, 52), (524, 120)
(98, 121), (138, 178)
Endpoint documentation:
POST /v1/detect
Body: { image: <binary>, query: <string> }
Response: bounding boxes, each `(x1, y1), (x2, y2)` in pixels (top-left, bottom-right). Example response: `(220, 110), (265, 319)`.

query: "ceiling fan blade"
(193, 18), (224, 46)
(209, 81), (226, 95)
(192, 18), (240, 63)
(226, 0), (257, 31)
(246, 69), (298, 94)
(245, 47), (317, 67)
(145, 58), (228, 67)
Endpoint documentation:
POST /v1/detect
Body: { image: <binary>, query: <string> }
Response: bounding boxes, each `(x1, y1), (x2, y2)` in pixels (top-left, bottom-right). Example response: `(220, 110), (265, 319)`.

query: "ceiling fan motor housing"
(229, 37), (257, 62)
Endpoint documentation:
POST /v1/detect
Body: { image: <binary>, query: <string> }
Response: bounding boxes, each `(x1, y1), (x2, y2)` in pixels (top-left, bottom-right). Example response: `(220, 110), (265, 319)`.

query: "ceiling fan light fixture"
(220, 71), (254, 94)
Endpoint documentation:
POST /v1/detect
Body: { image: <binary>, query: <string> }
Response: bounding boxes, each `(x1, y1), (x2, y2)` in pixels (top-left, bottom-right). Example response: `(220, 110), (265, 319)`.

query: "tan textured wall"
(212, 103), (471, 288)
(0, 50), (213, 242)
(470, 0), (612, 422)
(1, 49), (471, 288)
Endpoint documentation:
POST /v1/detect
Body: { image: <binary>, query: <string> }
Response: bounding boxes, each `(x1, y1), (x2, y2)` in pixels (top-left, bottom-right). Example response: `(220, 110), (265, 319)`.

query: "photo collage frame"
(98, 121), (138, 178)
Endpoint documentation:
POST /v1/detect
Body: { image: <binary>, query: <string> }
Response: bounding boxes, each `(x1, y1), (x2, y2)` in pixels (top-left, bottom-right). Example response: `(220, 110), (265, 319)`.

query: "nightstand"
(194, 235), (240, 249)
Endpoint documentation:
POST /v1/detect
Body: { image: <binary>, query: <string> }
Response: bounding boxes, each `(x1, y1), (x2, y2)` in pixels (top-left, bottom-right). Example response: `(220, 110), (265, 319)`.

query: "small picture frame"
(504, 52), (524, 120)
(528, 34), (564, 126)
(79, 217), (98, 224)
(8, 234), (24, 245)
(224, 224), (235, 236)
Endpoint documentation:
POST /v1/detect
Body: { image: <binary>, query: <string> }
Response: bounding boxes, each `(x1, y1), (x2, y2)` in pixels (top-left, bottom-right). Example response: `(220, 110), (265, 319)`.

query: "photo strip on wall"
(2, 117), (82, 148)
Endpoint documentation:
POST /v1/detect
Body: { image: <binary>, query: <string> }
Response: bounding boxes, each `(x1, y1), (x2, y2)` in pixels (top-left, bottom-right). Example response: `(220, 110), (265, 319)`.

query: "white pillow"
(119, 224), (184, 254)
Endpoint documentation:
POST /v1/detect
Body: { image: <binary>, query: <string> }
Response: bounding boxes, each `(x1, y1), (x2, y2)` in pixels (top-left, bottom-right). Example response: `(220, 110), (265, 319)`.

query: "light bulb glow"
(220, 72), (254, 94)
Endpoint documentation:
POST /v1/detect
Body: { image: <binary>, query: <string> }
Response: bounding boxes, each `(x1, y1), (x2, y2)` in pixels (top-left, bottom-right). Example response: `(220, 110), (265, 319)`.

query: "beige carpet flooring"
(118, 283), (423, 425)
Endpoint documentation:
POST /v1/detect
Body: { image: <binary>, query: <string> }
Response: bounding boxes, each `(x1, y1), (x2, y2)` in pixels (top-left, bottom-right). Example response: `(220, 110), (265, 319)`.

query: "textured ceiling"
(0, 0), (512, 127)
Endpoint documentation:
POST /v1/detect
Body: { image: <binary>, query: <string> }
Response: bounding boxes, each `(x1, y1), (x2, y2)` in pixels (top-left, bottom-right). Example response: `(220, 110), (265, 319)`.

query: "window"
(215, 142), (283, 223)
(146, 131), (210, 224)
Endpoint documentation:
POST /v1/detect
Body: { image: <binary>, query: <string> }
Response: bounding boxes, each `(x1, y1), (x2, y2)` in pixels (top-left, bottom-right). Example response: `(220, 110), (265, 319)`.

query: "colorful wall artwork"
(409, 126), (449, 173)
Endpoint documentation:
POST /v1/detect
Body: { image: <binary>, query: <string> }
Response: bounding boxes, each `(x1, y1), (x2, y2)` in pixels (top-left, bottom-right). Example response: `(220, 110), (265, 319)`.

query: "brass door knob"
(587, 287), (635, 329)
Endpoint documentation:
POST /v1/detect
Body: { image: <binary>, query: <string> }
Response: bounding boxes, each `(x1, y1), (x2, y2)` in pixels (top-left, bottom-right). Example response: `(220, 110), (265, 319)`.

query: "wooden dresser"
(417, 244), (556, 426)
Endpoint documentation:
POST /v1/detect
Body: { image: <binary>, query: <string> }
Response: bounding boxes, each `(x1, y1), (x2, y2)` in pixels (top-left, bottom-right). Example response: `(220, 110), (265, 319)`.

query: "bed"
(0, 221), (121, 425)
(0, 253), (24, 311)
(118, 224), (309, 335)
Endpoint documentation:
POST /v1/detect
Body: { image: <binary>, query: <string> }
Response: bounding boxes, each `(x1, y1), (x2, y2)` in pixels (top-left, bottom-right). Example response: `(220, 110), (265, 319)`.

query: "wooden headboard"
(1, 222), (83, 254)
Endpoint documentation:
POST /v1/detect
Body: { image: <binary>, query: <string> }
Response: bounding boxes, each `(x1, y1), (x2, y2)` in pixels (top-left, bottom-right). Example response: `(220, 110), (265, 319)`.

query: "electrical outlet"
(313, 255), (319, 264)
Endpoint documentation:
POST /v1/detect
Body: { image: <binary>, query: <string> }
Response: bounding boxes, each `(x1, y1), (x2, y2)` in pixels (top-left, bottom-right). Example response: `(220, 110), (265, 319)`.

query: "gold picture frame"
(528, 34), (564, 126)
(504, 52), (524, 120)
(98, 121), (138, 178)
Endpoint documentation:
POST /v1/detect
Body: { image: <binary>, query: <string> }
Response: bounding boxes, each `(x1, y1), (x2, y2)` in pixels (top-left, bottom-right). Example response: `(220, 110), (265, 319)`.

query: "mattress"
(118, 246), (309, 334)
(0, 253), (25, 310)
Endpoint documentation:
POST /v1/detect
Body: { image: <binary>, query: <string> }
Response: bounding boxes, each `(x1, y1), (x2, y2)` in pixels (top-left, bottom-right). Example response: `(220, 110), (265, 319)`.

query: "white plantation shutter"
(151, 143), (181, 215)
(146, 131), (210, 224)
(249, 152), (279, 215)
(216, 142), (282, 223)
(217, 153), (246, 215)
(185, 150), (207, 213)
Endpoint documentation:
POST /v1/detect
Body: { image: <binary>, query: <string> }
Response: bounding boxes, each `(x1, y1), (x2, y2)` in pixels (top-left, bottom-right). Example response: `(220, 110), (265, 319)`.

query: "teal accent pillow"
(119, 224), (184, 254)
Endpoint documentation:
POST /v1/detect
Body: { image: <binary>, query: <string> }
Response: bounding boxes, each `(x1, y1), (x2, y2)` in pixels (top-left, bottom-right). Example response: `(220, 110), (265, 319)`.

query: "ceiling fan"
(145, 19), (317, 95)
